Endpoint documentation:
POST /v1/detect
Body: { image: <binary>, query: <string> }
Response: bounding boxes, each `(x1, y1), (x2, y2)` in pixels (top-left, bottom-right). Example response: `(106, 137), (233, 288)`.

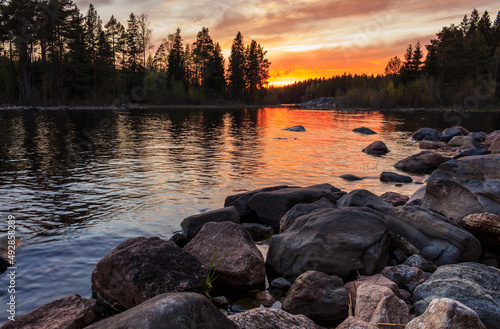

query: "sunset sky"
(74, 0), (499, 86)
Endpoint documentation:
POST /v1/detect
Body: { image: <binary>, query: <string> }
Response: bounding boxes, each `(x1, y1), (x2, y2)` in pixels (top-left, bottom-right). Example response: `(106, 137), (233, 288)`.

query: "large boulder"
(246, 184), (343, 227)
(441, 126), (470, 142)
(406, 298), (486, 329)
(354, 283), (410, 327)
(421, 154), (500, 222)
(1, 294), (98, 329)
(279, 198), (335, 233)
(488, 135), (500, 153)
(394, 151), (448, 174)
(184, 222), (265, 291)
(91, 237), (206, 310)
(229, 308), (317, 329)
(266, 207), (390, 281)
(282, 271), (349, 327)
(379, 172), (412, 183)
(224, 186), (289, 222)
(85, 293), (237, 329)
(461, 212), (500, 253)
(448, 136), (478, 149)
(181, 206), (240, 240)
(411, 128), (442, 141)
(413, 262), (500, 329)
(338, 190), (481, 265)
(362, 141), (390, 155)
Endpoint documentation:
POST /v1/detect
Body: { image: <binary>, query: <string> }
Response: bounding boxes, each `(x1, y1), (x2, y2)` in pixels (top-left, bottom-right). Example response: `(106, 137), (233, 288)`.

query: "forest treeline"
(0, 0), (270, 105)
(268, 9), (500, 110)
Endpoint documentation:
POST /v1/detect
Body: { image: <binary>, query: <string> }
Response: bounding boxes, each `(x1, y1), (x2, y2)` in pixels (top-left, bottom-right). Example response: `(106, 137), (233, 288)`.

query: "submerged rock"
(229, 308), (317, 329)
(340, 174), (364, 181)
(91, 237), (206, 310)
(86, 293), (237, 329)
(282, 271), (349, 327)
(353, 127), (378, 135)
(362, 141), (390, 155)
(1, 294), (98, 329)
(283, 125), (306, 132)
(184, 222), (265, 291)
(379, 171), (413, 183)
(413, 262), (500, 329)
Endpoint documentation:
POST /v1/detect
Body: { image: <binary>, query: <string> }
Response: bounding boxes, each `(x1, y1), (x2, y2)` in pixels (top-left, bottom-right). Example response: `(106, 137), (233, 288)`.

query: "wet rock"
(380, 192), (409, 207)
(340, 174), (364, 181)
(362, 141), (390, 155)
(247, 183), (342, 227)
(229, 308), (317, 329)
(338, 189), (481, 265)
(282, 271), (349, 327)
(379, 172), (413, 183)
(394, 151), (448, 174)
(353, 127), (378, 135)
(381, 265), (429, 292)
(86, 292), (237, 329)
(255, 291), (275, 307)
(453, 148), (490, 159)
(403, 254), (437, 273)
(181, 206), (240, 240)
(354, 283), (410, 328)
(462, 212), (500, 253)
(413, 262), (500, 329)
(441, 126), (469, 142)
(1, 294), (98, 329)
(336, 317), (378, 329)
(406, 298), (486, 329)
(283, 125), (306, 132)
(91, 237), (206, 310)
(267, 207), (390, 281)
(224, 186), (289, 222)
(448, 136), (478, 149)
(421, 154), (500, 222)
(405, 185), (426, 206)
(241, 223), (274, 242)
(411, 128), (442, 141)
(184, 221), (265, 291)
(419, 140), (447, 149)
(279, 198), (336, 233)
(344, 274), (400, 308)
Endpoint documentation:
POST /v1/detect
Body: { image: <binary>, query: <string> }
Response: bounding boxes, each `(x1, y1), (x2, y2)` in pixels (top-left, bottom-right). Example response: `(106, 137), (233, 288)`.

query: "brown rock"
(344, 274), (400, 308)
(419, 141), (447, 149)
(184, 221), (265, 291)
(462, 212), (500, 254)
(336, 317), (378, 329)
(91, 237), (207, 310)
(488, 135), (500, 153)
(380, 192), (409, 207)
(448, 136), (478, 149)
(362, 141), (390, 155)
(484, 131), (500, 148)
(255, 291), (275, 307)
(229, 308), (317, 329)
(354, 283), (410, 329)
(403, 254), (437, 273)
(394, 151), (448, 174)
(1, 294), (98, 329)
(406, 298), (486, 329)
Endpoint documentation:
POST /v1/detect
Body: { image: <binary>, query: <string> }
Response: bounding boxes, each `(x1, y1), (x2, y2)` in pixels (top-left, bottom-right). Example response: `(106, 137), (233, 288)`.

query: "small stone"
(283, 125), (306, 132)
(404, 254), (437, 273)
(340, 174), (364, 181)
(255, 291), (275, 307)
(362, 141), (390, 155)
(212, 296), (230, 309)
(380, 172), (413, 183)
(353, 127), (378, 135)
(381, 265), (429, 292)
(380, 192), (410, 207)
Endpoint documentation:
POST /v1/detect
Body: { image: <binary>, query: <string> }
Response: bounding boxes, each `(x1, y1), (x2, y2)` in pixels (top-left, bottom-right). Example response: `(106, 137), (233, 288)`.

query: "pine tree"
(137, 13), (152, 68)
(228, 31), (246, 99)
(84, 4), (102, 100)
(412, 41), (424, 72)
(193, 27), (214, 88)
(206, 41), (225, 96)
(167, 28), (185, 84)
(126, 13), (141, 72)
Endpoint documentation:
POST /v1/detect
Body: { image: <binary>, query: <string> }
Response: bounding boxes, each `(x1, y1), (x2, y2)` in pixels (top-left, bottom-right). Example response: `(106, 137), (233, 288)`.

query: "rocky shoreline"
(2, 127), (500, 329)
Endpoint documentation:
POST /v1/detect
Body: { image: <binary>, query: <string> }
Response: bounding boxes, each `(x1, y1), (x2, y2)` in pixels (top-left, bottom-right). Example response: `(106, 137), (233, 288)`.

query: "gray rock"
(413, 262), (500, 329)
(267, 207), (390, 281)
(448, 136), (479, 148)
(282, 271), (349, 327)
(381, 265), (430, 292)
(406, 298), (486, 329)
(406, 185), (426, 206)
(379, 172), (413, 183)
(181, 206), (240, 240)
(247, 183), (342, 227)
(241, 223), (274, 242)
(394, 151), (448, 174)
(340, 174), (364, 181)
(283, 125), (306, 132)
(380, 192), (409, 207)
(411, 128), (442, 141)
(1, 294), (98, 329)
(419, 140), (447, 149)
(468, 131), (488, 143)
(91, 237), (206, 310)
(353, 127), (378, 135)
(453, 148), (490, 159)
(338, 190), (481, 265)
(362, 141), (390, 155)
(441, 126), (469, 142)
(184, 222), (265, 291)
(404, 254), (437, 272)
(421, 154), (500, 222)
(229, 308), (317, 329)
(268, 277), (292, 297)
(224, 186), (290, 222)
(85, 293), (237, 329)
(336, 317), (378, 329)
(279, 198), (336, 233)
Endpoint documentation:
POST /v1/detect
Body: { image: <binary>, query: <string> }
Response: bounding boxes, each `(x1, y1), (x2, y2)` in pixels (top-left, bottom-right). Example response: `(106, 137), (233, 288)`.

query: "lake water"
(0, 107), (499, 322)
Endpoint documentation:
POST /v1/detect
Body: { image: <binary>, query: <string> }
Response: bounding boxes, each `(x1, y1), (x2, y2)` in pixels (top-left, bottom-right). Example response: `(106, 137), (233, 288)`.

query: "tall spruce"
(167, 28), (185, 84)
(228, 31), (246, 99)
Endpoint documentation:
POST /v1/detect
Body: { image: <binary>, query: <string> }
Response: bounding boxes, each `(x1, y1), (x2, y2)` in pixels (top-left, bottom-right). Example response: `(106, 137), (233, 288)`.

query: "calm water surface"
(0, 107), (499, 321)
